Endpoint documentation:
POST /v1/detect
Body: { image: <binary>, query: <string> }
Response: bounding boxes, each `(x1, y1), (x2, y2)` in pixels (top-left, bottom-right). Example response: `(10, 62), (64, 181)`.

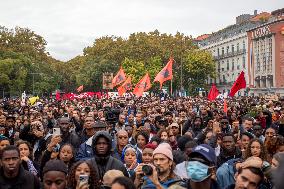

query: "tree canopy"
(0, 26), (216, 97)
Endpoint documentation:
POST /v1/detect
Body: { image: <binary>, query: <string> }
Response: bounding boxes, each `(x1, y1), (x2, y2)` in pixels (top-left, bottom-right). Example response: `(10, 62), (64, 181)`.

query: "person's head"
(122, 145), (137, 167)
(92, 131), (112, 157)
(103, 170), (124, 187)
(136, 112), (143, 123)
(0, 114), (6, 125)
(43, 159), (68, 189)
(127, 114), (134, 124)
(245, 138), (267, 160)
(193, 117), (202, 128)
(205, 131), (213, 144)
(234, 167), (263, 189)
(169, 122), (180, 136)
(57, 117), (71, 134)
(221, 134), (236, 153)
(187, 144), (217, 183)
(111, 177), (136, 189)
(118, 114), (126, 125)
(0, 145), (21, 178)
(59, 144), (74, 164)
(157, 129), (169, 141)
(241, 132), (254, 150)
(265, 127), (276, 140)
(252, 125), (263, 138)
(135, 131), (149, 149)
(271, 152), (283, 169)
(16, 140), (33, 159)
(150, 135), (161, 146)
(142, 143), (157, 164)
(176, 135), (192, 152)
(164, 112), (173, 123)
(243, 117), (254, 131)
(184, 141), (198, 157)
(5, 116), (15, 128)
(125, 125), (133, 137)
(116, 130), (128, 148)
(0, 135), (10, 150)
(153, 143), (174, 176)
(84, 116), (95, 129)
(67, 160), (99, 189)
(273, 153), (284, 189)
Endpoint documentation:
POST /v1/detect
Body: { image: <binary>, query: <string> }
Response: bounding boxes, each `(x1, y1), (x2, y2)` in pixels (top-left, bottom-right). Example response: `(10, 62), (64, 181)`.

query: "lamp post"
(30, 73), (42, 95)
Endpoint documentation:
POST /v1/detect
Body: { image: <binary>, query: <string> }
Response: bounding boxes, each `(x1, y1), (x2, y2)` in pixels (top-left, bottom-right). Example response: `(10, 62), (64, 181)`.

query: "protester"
(67, 160), (100, 189)
(87, 131), (128, 183)
(42, 159), (68, 189)
(0, 145), (40, 189)
(103, 170), (124, 188)
(111, 177), (136, 189)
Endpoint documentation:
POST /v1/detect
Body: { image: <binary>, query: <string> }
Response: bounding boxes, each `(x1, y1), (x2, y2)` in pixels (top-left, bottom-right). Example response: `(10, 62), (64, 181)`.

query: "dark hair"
(16, 140), (34, 160)
(150, 135), (161, 144)
(244, 138), (268, 161)
(43, 159), (68, 175)
(0, 145), (20, 159)
(222, 133), (236, 143)
(177, 135), (192, 151)
(157, 129), (169, 139)
(185, 140), (198, 149)
(242, 116), (254, 123)
(135, 131), (149, 144)
(237, 167), (264, 186)
(67, 160), (100, 189)
(59, 143), (75, 167)
(111, 177), (135, 189)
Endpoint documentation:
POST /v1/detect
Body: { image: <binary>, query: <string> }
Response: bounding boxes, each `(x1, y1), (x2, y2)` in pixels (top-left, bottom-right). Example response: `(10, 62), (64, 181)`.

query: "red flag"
(118, 77), (132, 96)
(224, 99), (228, 113)
(133, 73), (151, 97)
(55, 91), (61, 101)
(154, 58), (173, 89)
(77, 85), (84, 92)
(208, 84), (219, 101)
(112, 67), (126, 87)
(229, 71), (246, 97)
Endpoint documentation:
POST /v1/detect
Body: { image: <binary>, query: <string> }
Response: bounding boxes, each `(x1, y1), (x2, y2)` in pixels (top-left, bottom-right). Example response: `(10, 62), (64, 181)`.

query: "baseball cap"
(189, 144), (217, 165)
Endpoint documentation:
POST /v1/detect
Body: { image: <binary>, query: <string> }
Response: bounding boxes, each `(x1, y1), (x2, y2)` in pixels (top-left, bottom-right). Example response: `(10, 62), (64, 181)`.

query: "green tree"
(183, 49), (216, 95)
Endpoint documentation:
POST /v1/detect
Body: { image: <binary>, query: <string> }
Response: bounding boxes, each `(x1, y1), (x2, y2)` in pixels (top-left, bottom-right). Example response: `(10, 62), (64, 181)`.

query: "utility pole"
(30, 73), (42, 95)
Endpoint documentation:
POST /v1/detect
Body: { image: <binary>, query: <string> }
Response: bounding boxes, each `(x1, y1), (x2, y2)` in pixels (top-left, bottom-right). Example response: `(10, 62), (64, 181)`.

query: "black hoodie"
(87, 131), (128, 182)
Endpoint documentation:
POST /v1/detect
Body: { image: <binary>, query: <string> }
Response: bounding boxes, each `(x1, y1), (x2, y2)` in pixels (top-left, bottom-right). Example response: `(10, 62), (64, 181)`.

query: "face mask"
(186, 161), (210, 182)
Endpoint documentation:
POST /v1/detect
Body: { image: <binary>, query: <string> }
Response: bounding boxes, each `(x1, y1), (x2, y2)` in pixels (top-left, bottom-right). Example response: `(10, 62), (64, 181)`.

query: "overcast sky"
(0, 0), (283, 61)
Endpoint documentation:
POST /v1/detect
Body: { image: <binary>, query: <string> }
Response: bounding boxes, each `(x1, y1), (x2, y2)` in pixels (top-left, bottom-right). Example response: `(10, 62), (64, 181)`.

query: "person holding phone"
(67, 160), (100, 189)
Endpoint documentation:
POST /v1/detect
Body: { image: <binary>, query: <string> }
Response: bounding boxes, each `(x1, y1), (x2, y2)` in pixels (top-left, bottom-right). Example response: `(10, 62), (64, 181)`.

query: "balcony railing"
(214, 49), (246, 60)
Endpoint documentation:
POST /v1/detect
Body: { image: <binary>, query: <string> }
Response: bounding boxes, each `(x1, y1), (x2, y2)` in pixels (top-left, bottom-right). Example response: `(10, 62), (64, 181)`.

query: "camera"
(142, 165), (153, 176)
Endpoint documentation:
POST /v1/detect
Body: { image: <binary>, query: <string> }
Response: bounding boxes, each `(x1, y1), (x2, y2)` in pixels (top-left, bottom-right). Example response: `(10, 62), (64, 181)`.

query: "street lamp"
(30, 73), (42, 95)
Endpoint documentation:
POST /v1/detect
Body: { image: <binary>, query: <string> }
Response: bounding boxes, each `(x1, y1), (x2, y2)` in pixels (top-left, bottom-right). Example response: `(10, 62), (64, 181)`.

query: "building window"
(243, 40), (245, 52)
(217, 48), (220, 56)
(232, 45), (234, 54)
(232, 59), (235, 70)
(243, 56), (246, 69)
(226, 46), (229, 54)
(237, 43), (239, 52)
(227, 60), (229, 70)
(222, 47), (224, 55)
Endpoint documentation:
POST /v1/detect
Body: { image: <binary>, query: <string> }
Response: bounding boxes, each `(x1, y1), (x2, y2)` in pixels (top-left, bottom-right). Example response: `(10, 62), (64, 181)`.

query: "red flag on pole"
(77, 85), (84, 92)
(229, 71), (246, 97)
(208, 84), (219, 101)
(224, 99), (228, 113)
(55, 91), (61, 101)
(154, 58), (173, 89)
(112, 67), (126, 88)
(133, 73), (151, 97)
(118, 77), (132, 96)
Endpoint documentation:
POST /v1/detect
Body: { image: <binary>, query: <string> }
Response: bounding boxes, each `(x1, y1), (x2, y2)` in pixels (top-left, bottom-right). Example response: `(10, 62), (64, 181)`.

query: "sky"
(0, 0), (283, 61)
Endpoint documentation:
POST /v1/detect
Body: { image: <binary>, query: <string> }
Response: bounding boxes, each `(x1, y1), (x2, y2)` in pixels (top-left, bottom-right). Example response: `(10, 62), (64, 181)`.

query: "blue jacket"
(216, 158), (241, 189)
(76, 136), (94, 161)
(142, 176), (183, 189)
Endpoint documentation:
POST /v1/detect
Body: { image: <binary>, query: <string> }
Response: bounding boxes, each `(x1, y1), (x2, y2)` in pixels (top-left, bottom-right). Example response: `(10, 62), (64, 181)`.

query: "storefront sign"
(253, 26), (271, 38)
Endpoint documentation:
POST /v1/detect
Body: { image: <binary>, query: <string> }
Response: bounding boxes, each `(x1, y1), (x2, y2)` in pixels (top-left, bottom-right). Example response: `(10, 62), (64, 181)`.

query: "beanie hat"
(153, 142), (173, 161)
(43, 159), (68, 175)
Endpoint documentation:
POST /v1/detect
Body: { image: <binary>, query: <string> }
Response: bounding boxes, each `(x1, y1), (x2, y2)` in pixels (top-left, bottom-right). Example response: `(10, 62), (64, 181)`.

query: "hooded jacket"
(87, 131), (128, 182)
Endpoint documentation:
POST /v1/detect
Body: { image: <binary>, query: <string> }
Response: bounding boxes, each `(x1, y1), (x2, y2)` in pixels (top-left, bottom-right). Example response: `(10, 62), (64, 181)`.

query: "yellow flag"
(29, 96), (39, 105)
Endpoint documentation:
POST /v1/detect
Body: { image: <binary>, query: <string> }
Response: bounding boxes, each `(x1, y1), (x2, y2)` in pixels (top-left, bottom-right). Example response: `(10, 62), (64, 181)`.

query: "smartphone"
(52, 128), (61, 136)
(79, 175), (89, 183)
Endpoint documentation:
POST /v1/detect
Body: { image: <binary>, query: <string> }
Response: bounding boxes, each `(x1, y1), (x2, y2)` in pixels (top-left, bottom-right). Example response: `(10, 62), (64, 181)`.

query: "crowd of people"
(0, 95), (284, 189)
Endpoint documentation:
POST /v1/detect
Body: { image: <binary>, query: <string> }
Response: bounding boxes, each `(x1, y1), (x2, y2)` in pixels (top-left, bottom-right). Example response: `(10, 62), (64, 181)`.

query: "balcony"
(213, 49), (246, 60)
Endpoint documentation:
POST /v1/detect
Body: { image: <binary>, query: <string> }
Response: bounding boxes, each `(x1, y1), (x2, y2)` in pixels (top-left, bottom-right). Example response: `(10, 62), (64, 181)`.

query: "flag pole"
(171, 78), (173, 96)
